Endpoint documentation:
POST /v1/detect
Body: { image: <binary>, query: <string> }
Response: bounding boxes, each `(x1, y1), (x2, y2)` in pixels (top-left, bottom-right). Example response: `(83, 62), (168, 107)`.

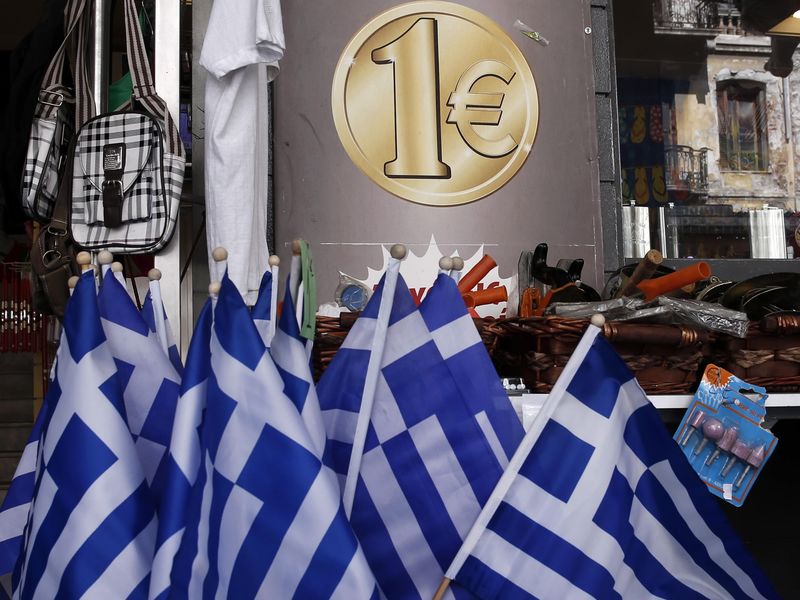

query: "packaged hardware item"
(673, 364), (777, 507)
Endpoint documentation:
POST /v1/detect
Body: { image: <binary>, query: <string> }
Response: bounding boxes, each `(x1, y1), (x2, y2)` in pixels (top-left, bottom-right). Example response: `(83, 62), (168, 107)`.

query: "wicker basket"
(313, 314), (712, 395)
(480, 317), (710, 395)
(712, 314), (800, 393)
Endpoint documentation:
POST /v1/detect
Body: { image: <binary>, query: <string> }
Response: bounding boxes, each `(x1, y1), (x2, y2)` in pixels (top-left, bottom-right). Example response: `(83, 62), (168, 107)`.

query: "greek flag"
(0, 400), (47, 599)
(149, 299), (214, 600)
(319, 272), (524, 599)
(251, 268), (273, 348)
(141, 285), (184, 375)
(446, 325), (779, 600)
(166, 275), (378, 598)
(12, 271), (157, 598)
(99, 272), (182, 504)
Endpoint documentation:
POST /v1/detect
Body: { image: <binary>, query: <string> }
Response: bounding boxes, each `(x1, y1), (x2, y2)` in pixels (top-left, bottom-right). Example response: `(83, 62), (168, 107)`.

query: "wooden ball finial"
(451, 256), (464, 271)
(111, 261), (124, 273)
(390, 244), (407, 260)
(76, 251), (92, 268)
(590, 314), (606, 328)
(439, 256), (453, 271)
(148, 268), (162, 281)
(98, 250), (113, 265)
(292, 239), (302, 255)
(268, 255), (280, 267)
(211, 247), (228, 262)
(68, 275), (80, 289)
(208, 282), (221, 296)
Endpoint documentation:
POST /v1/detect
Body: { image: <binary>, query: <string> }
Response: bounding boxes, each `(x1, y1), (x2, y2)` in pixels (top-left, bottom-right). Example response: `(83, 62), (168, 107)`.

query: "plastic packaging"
(673, 365), (777, 507)
(334, 272), (371, 312)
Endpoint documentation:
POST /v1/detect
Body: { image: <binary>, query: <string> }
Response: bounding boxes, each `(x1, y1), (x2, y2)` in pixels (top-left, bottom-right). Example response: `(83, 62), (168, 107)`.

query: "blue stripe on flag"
(113, 358), (135, 394)
(141, 292), (156, 333)
(317, 349), (370, 414)
(203, 374), (238, 463)
(214, 275), (265, 370)
(488, 501), (621, 600)
(99, 274), (150, 336)
(63, 273), (105, 361)
(201, 469), (234, 600)
(566, 336), (632, 418)
(518, 419), (594, 504)
(227, 423), (323, 598)
(417, 274), (467, 330)
(275, 363), (310, 413)
(183, 302), (213, 390)
(593, 469), (706, 599)
(138, 379), (181, 446)
(56, 482), (153, 599)
(19, 415), (119, 597)
(278, 281), (300, 339)
(168, 461), (208, 597)
(623, 404), (778, 599)
(635, 470), (756, 599)
(251, 270), (273, 321)
(126, 574), (149, 599)
(293, 508), (359, 598)
(381, 431), (463, 569)
(351, 478), (418, 598)
(361, 273), (417, 324)
(457, 555), (537, 600)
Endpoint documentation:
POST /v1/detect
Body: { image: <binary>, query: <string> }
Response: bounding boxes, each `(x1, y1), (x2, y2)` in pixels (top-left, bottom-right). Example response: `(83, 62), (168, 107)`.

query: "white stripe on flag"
(408, 416), (481, 540)
(381, 312), (429, 367)
(16, 439), (38, 476)
(188, 456), (215, 599)
(257, 471), (337, 596)
(329, 549), (382, 600)
(360, 446), (440, 598)
(29, 460), (144, 599)
(150, 530), (182, 598)
(82, 516), (157, 599)
(429, 314), (481, 360)
(628, 493), (734, 599)
(0, 504), (29, 544)
(471, 528), (596, 600)
(340, 319), (377, 352)
(321, 408), (359, 445)
(649, 462), (769, 600)
(474, 411), (510, 469)
(216, 486), (263, 599)
(369, 375), (408, 444)
(170, 382), (206, 477)
(15, 473), (57, 591)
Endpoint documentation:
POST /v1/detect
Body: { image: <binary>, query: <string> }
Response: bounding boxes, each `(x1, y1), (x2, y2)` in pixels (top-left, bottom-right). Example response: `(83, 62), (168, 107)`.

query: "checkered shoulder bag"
(20, 0), (94, 221)
(70, 0), (185, 253)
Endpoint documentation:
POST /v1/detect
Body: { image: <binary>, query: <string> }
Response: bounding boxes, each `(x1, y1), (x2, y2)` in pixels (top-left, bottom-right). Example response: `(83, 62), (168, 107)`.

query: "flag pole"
(342, 243), (406, 516)
(432, 577), (452, 600)
(268, 254), (280, 344)
(148, 268), (170, 354)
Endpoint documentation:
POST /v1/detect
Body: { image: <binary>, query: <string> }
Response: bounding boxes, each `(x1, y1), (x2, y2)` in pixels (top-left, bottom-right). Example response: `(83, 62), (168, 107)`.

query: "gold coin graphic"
(332, 1), (539, 206)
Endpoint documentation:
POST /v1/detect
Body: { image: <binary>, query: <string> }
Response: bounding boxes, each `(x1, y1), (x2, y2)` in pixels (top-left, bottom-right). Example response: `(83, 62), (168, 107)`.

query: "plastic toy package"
(673, 364), (777, 507)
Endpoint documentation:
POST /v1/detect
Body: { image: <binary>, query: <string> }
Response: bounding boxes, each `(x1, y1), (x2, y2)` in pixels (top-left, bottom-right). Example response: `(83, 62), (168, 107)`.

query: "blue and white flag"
(446, 324), (779, 600)
(141, 284), (184, 375)
(319, 272), (524, 599)
(167, 275), (378, 599)
(12, 271), (157, 598)
(0, 399), (48, 599)
(99, 272), (182, 504)
(251, 268), (274, 348)
(270, 280), (326, 455)
(149, 299), (214, 600)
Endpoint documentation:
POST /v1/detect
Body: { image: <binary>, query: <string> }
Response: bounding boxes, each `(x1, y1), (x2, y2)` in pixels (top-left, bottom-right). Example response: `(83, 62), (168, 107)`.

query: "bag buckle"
(102, 144), (126, 228)
(41, 249), (63, 267)
(38, 91), (65, 108)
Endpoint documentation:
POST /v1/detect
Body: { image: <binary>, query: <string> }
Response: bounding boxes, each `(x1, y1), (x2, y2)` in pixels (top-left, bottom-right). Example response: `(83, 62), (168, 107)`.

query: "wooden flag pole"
(432, 578), (452, 600)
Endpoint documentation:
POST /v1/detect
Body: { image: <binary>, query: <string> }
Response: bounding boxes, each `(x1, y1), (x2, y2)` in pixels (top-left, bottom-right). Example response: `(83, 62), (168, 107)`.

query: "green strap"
(299, 240), (317, 340)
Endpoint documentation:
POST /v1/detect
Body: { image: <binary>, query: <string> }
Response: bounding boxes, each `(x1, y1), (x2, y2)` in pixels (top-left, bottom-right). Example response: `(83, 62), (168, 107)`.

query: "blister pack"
(673, 364), (777, 507)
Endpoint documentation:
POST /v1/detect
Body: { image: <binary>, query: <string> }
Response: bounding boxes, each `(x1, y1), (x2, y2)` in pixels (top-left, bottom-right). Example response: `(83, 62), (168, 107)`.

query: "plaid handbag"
(20, 0), (93, 222)
(69, 0), (185, 253)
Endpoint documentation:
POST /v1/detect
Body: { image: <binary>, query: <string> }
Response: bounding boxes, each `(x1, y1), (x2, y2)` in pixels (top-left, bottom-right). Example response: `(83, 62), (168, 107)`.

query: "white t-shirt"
(200, 0), (284, 305)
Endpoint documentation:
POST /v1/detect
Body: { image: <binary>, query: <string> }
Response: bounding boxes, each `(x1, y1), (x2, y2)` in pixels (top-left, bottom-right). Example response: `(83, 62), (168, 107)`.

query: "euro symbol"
(446, 60), (518, 158)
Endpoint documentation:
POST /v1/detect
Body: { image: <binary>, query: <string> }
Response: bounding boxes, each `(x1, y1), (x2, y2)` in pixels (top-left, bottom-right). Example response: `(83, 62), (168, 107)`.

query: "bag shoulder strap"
(122, 0), (184, 158)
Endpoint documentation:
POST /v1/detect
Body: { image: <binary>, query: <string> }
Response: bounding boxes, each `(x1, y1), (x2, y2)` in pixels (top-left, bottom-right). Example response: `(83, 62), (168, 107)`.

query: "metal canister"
(749, 206), (786, 259)
(622, 205), (651, 259)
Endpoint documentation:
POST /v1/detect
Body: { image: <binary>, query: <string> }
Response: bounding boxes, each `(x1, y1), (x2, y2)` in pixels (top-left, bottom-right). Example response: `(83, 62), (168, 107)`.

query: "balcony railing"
(653, 1), (744, 36)
(664, 145), (709, 194)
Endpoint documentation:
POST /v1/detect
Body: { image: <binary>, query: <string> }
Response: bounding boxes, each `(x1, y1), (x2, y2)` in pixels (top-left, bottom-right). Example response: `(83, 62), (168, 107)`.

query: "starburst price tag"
(332, 1), (540, 206)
